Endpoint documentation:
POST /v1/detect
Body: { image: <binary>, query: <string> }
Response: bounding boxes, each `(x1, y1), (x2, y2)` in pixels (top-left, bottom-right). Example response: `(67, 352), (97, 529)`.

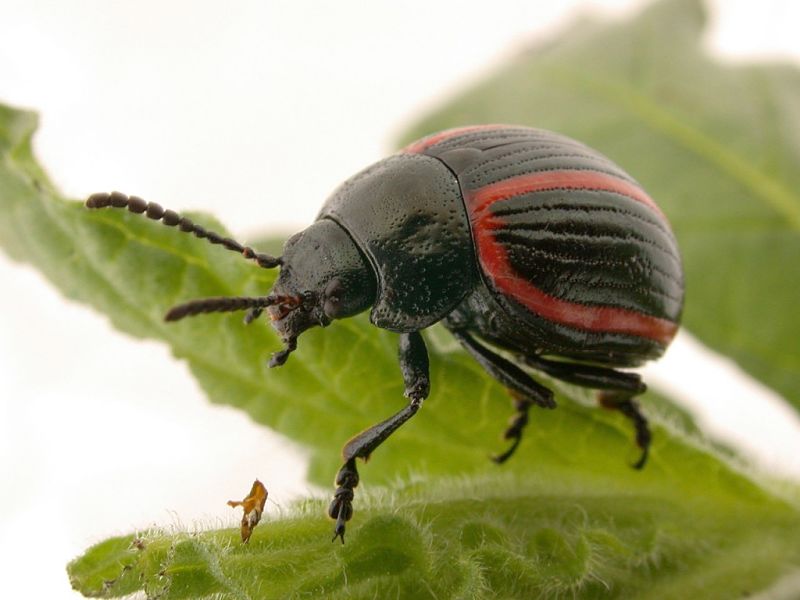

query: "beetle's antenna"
(86, 192), (282, 269)
(165, 294), (298, 322)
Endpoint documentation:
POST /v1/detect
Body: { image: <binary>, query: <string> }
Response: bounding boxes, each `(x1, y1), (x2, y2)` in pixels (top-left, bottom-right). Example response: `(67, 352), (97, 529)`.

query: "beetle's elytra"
(86, 125), (684, 543)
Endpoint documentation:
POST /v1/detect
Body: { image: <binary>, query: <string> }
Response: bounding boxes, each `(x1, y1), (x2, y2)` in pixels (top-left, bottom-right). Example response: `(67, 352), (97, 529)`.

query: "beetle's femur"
(85, 191), (282, 269)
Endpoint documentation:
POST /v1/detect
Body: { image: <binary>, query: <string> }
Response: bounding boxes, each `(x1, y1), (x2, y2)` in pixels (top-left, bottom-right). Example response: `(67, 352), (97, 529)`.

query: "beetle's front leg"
(328, 331), (429, 543)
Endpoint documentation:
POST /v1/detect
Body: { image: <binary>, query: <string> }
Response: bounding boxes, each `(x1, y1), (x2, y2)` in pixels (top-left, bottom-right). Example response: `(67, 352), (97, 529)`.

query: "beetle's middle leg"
(450, 330), (555, 464)
(328, 330), (430, 543)
(520, 354), (651, 469)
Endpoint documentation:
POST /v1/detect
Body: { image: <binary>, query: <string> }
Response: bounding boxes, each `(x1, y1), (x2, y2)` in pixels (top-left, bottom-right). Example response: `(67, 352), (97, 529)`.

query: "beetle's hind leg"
(450, 330), (555, 464)
(491, 390), (537, 464)
(520, 354), (651, 469)
(598, 393), (651, 469)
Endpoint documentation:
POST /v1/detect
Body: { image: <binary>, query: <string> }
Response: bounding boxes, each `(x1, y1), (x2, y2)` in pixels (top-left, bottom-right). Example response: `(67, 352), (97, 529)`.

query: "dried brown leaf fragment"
(227, 479), (268, 543)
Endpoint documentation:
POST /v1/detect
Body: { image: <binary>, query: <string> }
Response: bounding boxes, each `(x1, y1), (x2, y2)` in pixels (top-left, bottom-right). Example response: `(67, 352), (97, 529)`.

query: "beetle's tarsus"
(491, 392), (533, 464)
(331, 524), (345, 544)
(328, 459), (358, 543)
(598, 392), (651, 470)
(632, 446), (649, 470)
(491, 437), (521, 464)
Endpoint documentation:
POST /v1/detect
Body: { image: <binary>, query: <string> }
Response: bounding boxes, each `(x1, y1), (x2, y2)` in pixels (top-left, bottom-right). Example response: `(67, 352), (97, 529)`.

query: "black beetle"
(86, 125), (684, 543)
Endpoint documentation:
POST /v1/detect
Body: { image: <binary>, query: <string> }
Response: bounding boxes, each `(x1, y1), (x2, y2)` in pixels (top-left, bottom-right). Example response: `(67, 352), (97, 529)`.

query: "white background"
(1, 1), (800, 597)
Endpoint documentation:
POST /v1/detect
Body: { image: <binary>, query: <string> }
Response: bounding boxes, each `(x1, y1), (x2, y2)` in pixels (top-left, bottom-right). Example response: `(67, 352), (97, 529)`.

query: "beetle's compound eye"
(323, 278), (344, 319)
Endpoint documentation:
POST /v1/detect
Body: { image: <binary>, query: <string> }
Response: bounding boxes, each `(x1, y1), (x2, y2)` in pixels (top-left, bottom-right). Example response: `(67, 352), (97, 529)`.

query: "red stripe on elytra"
(466, 172), (677, 344)
(403, 124), (507, 154)
(468, 169), (664, 218)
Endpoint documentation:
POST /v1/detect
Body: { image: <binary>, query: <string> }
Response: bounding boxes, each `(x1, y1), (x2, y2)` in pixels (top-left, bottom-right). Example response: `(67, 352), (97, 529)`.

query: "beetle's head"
(84, 192), (376, 368)
(265, 220), (376, 364)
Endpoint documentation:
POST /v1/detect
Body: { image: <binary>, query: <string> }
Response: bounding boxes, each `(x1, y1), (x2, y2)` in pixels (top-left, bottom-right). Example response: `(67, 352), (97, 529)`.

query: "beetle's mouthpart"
(243, 308), (263, 325)
(266, 294), (303, 321)
(85, 192), (282, 269)
(244, 294), (305, 324)
(164, 294), (295, 322)
(269, 336), (297, 368)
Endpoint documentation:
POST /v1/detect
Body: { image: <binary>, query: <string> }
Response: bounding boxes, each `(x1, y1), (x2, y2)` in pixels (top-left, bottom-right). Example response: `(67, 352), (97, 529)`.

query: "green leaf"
(401, 0), (800, 408)
(3, 0), (800, 597)
(67, 476), (800, 599)
(4, 100), (800, 599)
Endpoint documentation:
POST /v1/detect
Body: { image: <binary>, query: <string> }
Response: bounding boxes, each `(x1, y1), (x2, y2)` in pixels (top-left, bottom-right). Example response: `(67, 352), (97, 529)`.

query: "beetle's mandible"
(86, 125), (684, 543)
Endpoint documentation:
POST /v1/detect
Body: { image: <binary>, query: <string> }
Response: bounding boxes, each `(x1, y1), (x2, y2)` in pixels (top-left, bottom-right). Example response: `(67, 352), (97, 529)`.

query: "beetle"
(85, 124), (684, 543)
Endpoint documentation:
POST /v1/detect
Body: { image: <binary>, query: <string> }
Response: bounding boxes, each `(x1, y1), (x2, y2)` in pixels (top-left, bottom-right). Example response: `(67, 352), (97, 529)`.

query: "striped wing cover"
(406, 125), (684, 350)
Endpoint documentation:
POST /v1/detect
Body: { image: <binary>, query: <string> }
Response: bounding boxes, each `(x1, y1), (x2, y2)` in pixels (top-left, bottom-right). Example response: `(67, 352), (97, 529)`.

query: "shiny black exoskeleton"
(86, 125), (684, 543)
